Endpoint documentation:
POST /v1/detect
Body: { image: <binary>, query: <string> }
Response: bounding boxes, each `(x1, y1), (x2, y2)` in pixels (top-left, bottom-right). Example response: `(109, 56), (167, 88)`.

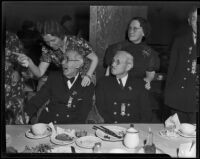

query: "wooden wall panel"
(89, 6), (148, 80)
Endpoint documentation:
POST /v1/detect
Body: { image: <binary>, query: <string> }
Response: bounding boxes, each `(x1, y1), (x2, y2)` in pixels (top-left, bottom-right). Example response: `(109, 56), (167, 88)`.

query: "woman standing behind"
(104, 17), (160, 89)
(16, 20), (98, 86)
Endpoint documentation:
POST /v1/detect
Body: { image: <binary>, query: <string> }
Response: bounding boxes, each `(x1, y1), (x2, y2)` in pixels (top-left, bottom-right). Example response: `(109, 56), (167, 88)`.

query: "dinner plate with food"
(25, 123), (52, 139)
(94, 125), (126, 141)
(50, 132), (76, 145)
(76, 135), (102, 149)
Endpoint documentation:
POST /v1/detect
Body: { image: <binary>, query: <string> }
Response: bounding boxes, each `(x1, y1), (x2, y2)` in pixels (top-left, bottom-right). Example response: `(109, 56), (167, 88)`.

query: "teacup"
(31, 123), (49, 136)
(179, 123), (196, 136)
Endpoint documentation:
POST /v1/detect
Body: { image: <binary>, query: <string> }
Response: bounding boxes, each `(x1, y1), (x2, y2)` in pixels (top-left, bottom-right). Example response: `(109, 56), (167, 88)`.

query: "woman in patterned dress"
(16, 20), (98, 86)
(5, 31), (29, 124)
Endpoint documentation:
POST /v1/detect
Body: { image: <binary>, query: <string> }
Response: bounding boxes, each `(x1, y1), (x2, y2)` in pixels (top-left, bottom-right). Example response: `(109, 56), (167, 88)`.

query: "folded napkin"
(178, 142), (196, 158)
(48, 122), (75, 137)
(165, 113), (181, 131)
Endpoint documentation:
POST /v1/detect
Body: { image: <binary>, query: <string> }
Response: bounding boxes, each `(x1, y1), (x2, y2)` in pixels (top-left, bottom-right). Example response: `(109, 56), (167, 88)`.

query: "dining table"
(5, 123), (196, 157)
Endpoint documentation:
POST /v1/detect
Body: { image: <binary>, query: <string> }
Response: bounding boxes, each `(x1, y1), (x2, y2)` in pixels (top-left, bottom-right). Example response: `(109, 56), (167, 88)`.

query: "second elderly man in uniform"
(96, 50), (153, 123)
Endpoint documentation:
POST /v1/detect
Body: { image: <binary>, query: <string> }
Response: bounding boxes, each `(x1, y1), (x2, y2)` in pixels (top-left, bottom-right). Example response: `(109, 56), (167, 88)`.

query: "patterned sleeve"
(65, 35), (95, 57)
(144, 47), (160, 72)
(40, 45), (52, 63)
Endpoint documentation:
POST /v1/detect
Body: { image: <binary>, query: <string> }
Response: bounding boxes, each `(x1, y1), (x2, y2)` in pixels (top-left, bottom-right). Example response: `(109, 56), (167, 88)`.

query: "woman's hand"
(81, 75), (91, 87)
(13, 52), (30, 67)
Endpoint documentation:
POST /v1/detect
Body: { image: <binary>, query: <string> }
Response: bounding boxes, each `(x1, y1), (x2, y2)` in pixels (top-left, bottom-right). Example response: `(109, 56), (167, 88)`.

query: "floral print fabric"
(40, 35), (96, 82)
(5, 31), (27, 124)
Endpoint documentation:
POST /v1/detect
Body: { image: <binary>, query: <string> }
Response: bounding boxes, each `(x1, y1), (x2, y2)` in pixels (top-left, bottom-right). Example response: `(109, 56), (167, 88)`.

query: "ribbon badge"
(67, 96), (73, 108)
(121, 103), (126, 116)
(191, 60), (197, 74)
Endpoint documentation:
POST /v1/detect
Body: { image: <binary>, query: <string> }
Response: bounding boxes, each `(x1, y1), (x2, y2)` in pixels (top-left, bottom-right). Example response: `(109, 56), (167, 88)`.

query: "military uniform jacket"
(95, 74), (153, 123)
(164, 31), (197, 112)
(25, 71), (94, 124)
(104, 40), (160, 79)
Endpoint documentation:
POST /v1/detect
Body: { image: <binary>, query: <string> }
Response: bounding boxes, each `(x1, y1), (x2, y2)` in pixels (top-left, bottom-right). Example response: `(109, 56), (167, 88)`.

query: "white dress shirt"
(67, 73), (79, 89)
(117, 74), (128, 87)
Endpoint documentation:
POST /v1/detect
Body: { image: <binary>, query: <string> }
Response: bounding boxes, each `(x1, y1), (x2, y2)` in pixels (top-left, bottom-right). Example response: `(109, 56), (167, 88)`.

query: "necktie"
(66, 77), (75, 83)
(118, 78), (124, 89)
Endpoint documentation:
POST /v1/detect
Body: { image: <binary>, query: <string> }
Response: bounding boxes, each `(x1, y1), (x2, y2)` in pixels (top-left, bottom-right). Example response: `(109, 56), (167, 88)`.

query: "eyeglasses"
(112, 59), (127, 65)
(129, 27), (142, 32)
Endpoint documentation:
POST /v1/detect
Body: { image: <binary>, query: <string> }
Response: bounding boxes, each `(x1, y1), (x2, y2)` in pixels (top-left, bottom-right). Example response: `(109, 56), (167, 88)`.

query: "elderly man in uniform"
(96, 50), (153, 123)
(24, 49), (94, 124)
(164, 7), (198, 123)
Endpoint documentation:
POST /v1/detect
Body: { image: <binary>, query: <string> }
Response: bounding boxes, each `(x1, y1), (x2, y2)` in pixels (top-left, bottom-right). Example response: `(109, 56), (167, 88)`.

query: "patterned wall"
(90, 6), (147, 79)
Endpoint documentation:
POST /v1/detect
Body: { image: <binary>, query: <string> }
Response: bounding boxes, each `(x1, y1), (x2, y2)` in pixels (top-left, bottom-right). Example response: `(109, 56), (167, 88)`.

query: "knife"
(93, 125), (122, 139)
(71, 146), (76, 153)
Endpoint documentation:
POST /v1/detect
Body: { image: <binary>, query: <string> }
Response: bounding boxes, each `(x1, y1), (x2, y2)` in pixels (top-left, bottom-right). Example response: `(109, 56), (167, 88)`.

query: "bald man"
(96, 50), (153, 123)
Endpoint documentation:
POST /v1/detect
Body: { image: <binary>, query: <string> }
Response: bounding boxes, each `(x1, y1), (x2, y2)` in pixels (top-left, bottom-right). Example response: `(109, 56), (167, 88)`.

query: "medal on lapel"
(191, 60), (197, 74)
(121, 103), (126, 116)
(189, 47), (192, 54)
(67, 96), (73, 108)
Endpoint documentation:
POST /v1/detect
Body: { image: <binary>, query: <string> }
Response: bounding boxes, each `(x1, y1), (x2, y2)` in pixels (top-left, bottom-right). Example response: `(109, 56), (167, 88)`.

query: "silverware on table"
(92, 125), (122, 139)
(189, 140), (195, 151)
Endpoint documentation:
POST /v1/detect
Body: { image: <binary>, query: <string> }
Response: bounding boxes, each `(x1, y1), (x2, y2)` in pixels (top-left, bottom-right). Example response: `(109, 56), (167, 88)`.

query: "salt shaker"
(93, 142), (102, 153)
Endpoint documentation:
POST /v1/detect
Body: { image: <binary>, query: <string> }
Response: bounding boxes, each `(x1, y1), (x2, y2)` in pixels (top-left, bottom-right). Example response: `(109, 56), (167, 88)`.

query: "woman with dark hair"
(104, 17), (160, 90)
(16, 20), (98, 87)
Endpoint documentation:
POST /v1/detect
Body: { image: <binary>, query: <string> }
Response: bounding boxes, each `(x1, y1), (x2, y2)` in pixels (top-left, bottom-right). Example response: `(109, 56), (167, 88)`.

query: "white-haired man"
(25, 49), (94, 124)
(96, 50), (153, 123)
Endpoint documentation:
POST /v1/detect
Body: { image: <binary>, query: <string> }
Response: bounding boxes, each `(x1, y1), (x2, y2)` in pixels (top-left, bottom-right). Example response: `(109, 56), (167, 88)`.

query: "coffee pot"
(123, 124), (139, 149)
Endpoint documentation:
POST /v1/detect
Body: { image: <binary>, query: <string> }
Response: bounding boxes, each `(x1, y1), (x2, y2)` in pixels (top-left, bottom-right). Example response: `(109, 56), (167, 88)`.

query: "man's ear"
(188, 17), (191, 26)
(126, 63), (133, 72)
(75, 59), (84, 69)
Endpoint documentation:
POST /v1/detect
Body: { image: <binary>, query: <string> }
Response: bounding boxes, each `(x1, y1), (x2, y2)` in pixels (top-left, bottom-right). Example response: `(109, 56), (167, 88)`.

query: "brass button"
(183, 77), (187, 80)
(114, 121), (118, 124)
(127, 113), (130, 116)
(127, 103), (130, 107)
(67, 115), (70, 118)
(56, 114), (59, 117)
(187, 68), (190, 71)
(181, 86), (184, 89)
(113, 112), (117, 115)
(114, 102), (117, 105)
(54, 121), (57, 124)
(73, 105), (76, 108)
(187, 60), (190, 63)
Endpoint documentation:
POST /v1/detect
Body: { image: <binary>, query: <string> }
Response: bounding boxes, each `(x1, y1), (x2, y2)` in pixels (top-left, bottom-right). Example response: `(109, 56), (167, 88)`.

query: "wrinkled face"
(128, 20), (144, 44)
(43, 34), (62, 50)
(62, 50), (82, 77)
(188, 10), (197, 34)
(111, 52), (129, 77)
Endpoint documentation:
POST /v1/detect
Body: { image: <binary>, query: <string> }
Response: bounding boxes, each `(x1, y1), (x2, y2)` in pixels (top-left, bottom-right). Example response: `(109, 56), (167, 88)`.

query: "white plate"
(25, 128), (52, 139)
(95, 125), (126, 141)
(50, 133), (76, 145)
(177, 130), (196, 138)
(76, 135), (102, 149)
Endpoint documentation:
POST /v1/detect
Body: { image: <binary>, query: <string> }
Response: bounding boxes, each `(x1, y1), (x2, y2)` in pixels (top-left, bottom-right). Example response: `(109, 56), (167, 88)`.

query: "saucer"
(177, 130), (196, 138)
(25, 128), (52, 139)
